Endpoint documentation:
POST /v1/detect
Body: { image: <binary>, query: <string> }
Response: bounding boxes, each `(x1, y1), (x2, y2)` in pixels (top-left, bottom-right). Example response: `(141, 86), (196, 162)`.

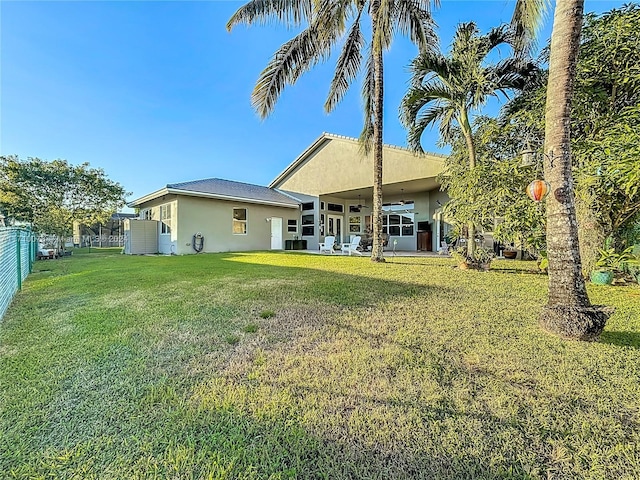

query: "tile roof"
(167, 178), (300, 206)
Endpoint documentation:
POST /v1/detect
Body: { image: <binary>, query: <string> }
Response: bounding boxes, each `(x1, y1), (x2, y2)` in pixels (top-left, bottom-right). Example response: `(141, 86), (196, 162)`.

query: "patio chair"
(439, 241), (450, 255)
(319, 236), (336, 254)
(341, 236), (362, 256)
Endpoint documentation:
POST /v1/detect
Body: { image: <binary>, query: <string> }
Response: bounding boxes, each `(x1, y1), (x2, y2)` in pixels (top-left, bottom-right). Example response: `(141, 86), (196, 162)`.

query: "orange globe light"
(526, 179), (550, 202)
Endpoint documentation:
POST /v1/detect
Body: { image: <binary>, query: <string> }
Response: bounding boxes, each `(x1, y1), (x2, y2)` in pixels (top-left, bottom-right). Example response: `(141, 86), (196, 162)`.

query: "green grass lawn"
(1, 252), (639, 479)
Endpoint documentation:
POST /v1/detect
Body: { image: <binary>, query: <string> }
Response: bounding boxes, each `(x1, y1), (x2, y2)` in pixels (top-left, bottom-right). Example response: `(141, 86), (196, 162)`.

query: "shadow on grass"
(599, 330), (640, 349)
(489, 267), (546, 275)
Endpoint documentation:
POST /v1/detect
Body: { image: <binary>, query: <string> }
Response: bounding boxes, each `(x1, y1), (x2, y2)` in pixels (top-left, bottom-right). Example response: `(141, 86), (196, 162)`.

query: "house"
(127, 133), (452, 254)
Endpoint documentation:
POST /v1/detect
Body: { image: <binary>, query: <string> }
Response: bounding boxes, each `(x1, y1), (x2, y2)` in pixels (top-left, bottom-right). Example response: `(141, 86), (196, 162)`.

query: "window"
(327, 203), (344, 213)
(160, 204), (172, 234)
(233, 208), (247, 234)
(401, 214), (414, 236)
(302, 202), (314, 211)
(382, 212), (414, 237)
(349, 215), (361, 233)
(320, 201), (325, 210)
(383, 201), (415, 211)
(320, 214), (325, 236)
(141, 209), (152, 220)
(302, 214), (314, 236)
(349, 205), (362, 213)
(287, 219), (298, 233)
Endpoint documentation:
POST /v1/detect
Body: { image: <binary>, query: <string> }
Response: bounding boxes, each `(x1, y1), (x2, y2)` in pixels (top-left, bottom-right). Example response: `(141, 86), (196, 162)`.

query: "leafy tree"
(499, 5), (640, 276)
(0, 156), (128, 246)
(441, 116), (546, 257)
(400, 22), (537, 257)
(572, 4), (640, 255)
(226, 0), (437, 262)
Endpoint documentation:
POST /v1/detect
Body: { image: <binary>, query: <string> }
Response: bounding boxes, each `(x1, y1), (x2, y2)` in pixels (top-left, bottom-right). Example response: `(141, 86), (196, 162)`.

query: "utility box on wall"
(124, 219), (158, 254)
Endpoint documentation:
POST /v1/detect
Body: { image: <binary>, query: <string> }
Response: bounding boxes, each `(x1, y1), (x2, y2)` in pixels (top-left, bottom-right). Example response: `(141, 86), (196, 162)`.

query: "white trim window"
(287, 219), (298, 233)
(301, 214), (314, 236)
(382, 203), (415, 237)
(349, 215), (362, 233)
(140, 209), (152, 220)
(160, 204), (172, 234)
(233, 208), (247, 235)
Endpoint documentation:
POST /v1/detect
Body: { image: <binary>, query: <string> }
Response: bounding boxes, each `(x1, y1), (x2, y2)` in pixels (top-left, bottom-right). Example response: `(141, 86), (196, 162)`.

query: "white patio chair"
(341, 236), (362, 256)
(439, 241), (450, 255)
(319, 236), (336, 254)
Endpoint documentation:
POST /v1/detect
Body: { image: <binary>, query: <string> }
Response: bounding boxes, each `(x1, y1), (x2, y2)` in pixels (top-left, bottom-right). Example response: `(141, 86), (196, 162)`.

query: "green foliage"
(441, 116), (546, 254)
(0, 156), (128, 236)
(401, 22), (539, 256)
(574, 106), (640, 245)
(538, 250), (548, 271)
(451, 245), (494, 268)
(595, 242), (640, 273)
(488, 5), (640, 268)
(401, 22), (539, 151)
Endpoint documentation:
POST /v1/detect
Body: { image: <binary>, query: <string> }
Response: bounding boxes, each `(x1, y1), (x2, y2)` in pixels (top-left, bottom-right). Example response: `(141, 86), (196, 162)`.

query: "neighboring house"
(127, 132), (452, 254)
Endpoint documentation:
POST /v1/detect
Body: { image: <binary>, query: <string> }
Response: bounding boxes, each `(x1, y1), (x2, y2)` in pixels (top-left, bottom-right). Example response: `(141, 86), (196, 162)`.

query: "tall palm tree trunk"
(370, 10), (385, 263)
(459, 108), (476, 257)
(539, 0), (611, 339)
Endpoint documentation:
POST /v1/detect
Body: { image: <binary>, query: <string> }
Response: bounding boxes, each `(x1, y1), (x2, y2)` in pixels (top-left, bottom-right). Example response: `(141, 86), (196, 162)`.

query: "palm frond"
(371, 0), (394, 51)
(510, 0), (548, 55)
(325, 6), (365, 113)
(393, 0), (438, 53)
(226, 0), (313, 30)
(359, 45), (375, 154)
(408, 51), (451, 86)
(400, 82), (453, 126)
(251, 26), (330, 118)
(406, 104), (451, 151)
(483, 24), (512, 52)
(439, 107), (457, 142)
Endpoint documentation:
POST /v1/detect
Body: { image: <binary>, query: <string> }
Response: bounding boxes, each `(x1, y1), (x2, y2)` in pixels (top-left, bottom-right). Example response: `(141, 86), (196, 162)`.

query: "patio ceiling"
(323, 178), (440, 199)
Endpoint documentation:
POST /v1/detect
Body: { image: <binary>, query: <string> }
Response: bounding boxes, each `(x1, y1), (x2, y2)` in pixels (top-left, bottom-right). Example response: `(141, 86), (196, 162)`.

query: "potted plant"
(452, 246), (494, 271)
(591, 244), (639, 285)
(472, 247), (495, 271)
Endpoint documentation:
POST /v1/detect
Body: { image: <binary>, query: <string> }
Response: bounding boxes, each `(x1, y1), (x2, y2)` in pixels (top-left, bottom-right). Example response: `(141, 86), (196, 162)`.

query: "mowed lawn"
(1, 250), (639, 479)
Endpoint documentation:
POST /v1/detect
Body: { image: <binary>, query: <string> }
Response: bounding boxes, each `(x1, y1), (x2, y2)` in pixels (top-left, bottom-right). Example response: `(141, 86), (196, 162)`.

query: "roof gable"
(269, 133), (445, 195)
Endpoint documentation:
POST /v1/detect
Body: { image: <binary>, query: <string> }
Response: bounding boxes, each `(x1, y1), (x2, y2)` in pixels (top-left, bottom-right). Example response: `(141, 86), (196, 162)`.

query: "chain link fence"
(1, 227), (36, 320)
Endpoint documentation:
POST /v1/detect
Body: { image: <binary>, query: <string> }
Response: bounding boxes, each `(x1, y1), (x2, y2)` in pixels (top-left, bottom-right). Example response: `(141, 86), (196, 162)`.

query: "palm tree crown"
(228, 0), (437, 261)
(401, 22), (537, 152)
(227, 0), (436, 143)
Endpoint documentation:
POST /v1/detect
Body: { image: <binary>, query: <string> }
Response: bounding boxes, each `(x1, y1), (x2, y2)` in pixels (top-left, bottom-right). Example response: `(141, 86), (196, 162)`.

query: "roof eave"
(167, 188), (300, 208)
(127, 187), (170, 208)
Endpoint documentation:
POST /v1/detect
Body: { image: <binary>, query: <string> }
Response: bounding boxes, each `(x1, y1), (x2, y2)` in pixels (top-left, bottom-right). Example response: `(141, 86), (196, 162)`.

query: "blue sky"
(1, 0), (624, 205)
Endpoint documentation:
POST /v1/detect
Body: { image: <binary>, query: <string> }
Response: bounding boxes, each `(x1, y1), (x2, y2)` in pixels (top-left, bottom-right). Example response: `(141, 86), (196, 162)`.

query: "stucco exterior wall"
(274, 137), (445, 195)
(175, 196), (300, 254)
(136, 195), (178, 254)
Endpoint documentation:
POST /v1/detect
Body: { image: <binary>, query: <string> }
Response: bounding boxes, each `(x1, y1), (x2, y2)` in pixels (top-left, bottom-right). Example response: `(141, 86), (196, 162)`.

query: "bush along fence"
(0, 227), (37, 320)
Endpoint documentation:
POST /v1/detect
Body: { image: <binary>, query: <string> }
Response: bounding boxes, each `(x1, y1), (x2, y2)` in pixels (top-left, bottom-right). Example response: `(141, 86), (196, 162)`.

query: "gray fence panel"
(0, 227), (34, 320)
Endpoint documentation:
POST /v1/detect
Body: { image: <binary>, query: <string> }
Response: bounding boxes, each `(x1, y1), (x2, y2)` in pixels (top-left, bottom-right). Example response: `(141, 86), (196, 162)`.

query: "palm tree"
(401, 22), (537, 257)
(537, 0), (612, 339)
(227, 0), (437, 262)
